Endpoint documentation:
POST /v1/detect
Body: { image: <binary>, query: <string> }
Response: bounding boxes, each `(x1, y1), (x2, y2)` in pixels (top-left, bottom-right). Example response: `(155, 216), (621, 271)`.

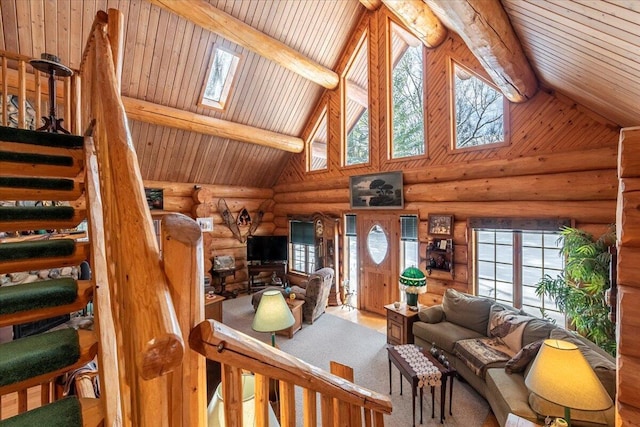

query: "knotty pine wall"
(273, 8), (620, 307)
(143, 180), (275, 291)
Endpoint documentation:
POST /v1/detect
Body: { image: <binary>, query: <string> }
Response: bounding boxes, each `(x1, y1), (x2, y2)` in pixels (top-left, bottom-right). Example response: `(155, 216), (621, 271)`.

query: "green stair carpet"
(0, 125), (83, 149)
(0, 396), (82, 427)
(0, 278), (78, 315)
(0, 239), (76, 261)
(0, 177), (75, 191)
(0, 206), (76, 222)
(0, 150), (74, 167)
(0, 328), (80, 387)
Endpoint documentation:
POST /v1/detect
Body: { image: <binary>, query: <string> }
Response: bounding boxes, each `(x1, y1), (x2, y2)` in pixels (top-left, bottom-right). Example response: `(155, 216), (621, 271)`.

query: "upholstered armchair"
(290, 267), (334, 324)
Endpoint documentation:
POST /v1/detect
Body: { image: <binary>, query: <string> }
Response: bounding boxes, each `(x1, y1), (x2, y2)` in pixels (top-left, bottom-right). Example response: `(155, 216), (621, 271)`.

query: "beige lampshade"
(525, 339), (612, 411)
(252, 290), (295, 333)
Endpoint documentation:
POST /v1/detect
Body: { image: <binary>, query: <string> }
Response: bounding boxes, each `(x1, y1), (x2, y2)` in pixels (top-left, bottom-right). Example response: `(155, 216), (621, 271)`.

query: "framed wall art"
(427, 214), (454, 237)
(349, 171), (403, 209)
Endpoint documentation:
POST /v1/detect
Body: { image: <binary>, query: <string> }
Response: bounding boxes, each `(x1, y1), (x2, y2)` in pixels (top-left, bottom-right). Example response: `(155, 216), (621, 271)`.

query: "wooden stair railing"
(190, 320), (393, 426)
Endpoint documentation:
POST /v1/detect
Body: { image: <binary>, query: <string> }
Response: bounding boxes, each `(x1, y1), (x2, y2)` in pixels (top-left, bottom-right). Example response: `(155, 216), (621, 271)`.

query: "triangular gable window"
(200, 46), (241, 111)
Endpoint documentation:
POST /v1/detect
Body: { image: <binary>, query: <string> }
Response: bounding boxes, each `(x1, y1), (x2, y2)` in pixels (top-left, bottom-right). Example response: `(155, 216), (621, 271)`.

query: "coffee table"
(387, 345), (456, 426)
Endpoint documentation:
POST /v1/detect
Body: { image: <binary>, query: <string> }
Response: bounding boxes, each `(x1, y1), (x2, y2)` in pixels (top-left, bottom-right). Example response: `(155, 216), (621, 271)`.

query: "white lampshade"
(525, 339), (612, 412)
(252, 290), (295, 334)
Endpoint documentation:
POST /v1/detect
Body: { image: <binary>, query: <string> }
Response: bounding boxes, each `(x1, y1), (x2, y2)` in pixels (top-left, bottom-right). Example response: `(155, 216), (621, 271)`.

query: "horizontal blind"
(345, 214), (357, 236)
(400, 215), (418, 241)
(290, 221), (314, 245)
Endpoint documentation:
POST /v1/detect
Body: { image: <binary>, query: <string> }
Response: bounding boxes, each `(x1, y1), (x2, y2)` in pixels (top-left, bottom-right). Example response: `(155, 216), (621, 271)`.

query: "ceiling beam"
(122, 97), (304, 153)
(379, 0), (448, 48)
(148, 0), (339, 90)
(360, 0), (382, 10)
(424, 0), (538, 102)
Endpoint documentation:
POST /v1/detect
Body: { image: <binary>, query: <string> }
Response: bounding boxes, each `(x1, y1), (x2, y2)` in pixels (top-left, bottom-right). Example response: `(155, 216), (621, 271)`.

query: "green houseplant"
(535, 226), (616, 356)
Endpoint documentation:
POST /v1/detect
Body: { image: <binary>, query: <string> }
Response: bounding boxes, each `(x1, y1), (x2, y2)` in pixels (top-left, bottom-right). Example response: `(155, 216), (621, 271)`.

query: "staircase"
(0, 126), (103, 425)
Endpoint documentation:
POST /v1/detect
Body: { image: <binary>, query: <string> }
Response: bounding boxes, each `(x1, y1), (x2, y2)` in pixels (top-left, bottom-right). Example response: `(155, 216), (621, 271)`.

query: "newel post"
(162, 214), (207, 426)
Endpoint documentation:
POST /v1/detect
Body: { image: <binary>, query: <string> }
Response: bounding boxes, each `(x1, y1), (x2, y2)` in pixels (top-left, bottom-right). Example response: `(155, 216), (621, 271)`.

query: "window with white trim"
(308, 107), (328, 171)
(472, 219), (567, 325)
(400, 215), (419, 271)
(344, 33), (369, 166)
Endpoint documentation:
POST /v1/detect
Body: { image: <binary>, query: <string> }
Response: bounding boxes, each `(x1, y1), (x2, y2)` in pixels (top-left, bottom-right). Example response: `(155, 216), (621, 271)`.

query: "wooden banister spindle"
(18, 60), (26, 129)
(279, 381), (296, 427)
(1, 56), (7, 126)
(303, 388), (317, 427)
(254, 374), (270, 427)
(221, 365), (245, 426)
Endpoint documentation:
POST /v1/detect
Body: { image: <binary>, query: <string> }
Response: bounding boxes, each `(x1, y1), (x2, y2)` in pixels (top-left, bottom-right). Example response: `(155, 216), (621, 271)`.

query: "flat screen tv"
(246, 235), (288, 263)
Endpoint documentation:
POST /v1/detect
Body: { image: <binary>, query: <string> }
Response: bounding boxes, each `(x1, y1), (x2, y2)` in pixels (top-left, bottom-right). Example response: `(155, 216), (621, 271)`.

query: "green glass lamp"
(399, 266), (427, 308)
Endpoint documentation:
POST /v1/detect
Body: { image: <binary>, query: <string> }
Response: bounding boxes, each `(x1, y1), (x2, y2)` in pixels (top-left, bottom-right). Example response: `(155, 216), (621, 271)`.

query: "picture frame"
(196, 217), (214, 232)
(145, 188), (164, 210)
(428, 214), (454, 237)
(349, 171), (403, 209)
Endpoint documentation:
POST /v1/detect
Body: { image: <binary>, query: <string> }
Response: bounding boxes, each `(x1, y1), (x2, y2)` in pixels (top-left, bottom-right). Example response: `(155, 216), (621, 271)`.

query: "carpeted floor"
(221, 295), (491, 426)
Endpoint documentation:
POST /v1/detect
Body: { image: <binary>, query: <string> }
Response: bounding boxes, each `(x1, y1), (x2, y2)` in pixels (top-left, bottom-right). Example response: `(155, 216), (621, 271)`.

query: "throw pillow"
(488, 309), (534, 353)
(486, 304), (520, 336)
(505, 340), (543, 374)
(418, 305), (444, 323)
(442, 289), (493, 335)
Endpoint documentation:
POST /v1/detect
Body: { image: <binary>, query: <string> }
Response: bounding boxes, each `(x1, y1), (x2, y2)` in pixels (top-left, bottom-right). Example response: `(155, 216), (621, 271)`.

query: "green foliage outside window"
(392, 45), (424, 158)
(346, 110), (369, 165)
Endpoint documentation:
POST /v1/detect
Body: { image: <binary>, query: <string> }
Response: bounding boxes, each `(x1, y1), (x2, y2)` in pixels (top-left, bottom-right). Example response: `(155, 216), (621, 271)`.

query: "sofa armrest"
(418, 305), (444, 323)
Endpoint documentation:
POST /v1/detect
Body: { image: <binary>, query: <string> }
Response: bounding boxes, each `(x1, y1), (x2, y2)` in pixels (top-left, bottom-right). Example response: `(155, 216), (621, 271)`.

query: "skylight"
(200, 46), (241, 110)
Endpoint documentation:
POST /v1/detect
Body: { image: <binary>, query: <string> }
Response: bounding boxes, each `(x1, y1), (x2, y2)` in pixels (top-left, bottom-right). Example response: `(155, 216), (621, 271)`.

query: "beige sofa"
(412, 289), (615, 427)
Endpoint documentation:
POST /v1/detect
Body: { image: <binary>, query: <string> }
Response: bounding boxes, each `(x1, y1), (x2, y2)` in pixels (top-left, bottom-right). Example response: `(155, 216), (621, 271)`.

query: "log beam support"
(148, 0), (339, 89)
(424, 0), (538, 102)
(122, 97), (304, 153)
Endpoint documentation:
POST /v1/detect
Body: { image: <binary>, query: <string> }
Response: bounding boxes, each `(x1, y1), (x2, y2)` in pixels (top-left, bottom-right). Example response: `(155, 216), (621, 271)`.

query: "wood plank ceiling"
(0, 0), (638, 188)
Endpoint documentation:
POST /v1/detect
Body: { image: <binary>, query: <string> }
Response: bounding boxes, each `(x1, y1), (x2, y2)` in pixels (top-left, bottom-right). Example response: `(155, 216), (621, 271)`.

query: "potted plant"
(535, 226), (616, 355)
(399, 266), (427, 308)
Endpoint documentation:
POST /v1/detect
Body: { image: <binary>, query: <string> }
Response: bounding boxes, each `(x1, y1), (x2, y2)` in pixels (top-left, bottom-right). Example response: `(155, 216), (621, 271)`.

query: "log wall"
(273, 7), (620, 306)
(616, 127), (640, 425)
(143, 180), (275, 292)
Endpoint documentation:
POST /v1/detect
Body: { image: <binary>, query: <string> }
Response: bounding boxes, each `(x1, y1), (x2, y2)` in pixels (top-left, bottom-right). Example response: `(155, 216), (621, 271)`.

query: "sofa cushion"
(412, 320), (484, 354)
(454, 338), (512, 379)
(505, 340), (543, 374)
(522, 319), (556, 347)
(418, 305), (443, 323)
(442, 289), (493, 335)
(549, 328), (616, 400)
(488, 309), (534, 353)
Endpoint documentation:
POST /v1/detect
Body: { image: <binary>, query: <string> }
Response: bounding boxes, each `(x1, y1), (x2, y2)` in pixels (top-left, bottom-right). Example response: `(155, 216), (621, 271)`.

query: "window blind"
(290, 221), (314, 245)
(345, 214), (357, 236)
(400, 215), (418, 241)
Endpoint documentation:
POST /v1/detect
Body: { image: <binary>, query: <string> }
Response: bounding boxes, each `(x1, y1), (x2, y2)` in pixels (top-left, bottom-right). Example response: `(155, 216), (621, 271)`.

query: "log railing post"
(161, 214), (207, 427)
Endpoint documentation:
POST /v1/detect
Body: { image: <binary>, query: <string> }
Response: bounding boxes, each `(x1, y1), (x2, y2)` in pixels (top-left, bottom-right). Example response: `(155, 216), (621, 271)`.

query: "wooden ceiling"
(0, 0), (638, 188)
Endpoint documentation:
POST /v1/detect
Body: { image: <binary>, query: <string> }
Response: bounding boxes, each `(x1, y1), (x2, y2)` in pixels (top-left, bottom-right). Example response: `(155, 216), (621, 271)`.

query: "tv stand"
(247, 262), (287, 293)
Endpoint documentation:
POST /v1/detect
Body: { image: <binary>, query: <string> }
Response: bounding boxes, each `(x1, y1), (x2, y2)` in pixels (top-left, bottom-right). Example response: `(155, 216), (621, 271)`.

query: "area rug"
(222, 295), (490, 426)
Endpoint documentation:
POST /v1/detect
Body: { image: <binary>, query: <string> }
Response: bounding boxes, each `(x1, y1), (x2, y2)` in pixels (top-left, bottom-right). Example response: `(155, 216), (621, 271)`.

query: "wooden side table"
(276, 298), (304, 338)
(204, 294), (225, 322)
(385, 303), (420, 345)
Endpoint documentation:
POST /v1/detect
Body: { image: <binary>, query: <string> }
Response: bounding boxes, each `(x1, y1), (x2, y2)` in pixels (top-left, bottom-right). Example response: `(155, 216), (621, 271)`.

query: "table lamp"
(252, 290), (294, 347)
(525, 339), (612, 427)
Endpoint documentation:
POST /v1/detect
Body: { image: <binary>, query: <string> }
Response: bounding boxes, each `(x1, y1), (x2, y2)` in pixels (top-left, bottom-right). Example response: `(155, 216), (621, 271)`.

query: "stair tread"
(0, 126), (84, 149)
(0, 278), (78, 315)
(0, 329), (84, 388)
(0, 396), (82, 427)
(0, 177), (75, 191)
(0, 206), (76, 221)
(0, 150), (74, 167)
(0, 239), (76, 261)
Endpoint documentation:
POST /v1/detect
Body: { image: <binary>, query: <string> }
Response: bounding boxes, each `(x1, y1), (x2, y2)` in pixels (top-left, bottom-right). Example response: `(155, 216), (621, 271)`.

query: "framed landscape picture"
(428, 214), (454, 237)
(349, 171), (403, 209)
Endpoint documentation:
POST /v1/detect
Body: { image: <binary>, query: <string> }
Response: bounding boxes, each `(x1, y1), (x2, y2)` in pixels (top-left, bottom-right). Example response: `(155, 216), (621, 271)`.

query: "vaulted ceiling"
(0, 0), (638, 188)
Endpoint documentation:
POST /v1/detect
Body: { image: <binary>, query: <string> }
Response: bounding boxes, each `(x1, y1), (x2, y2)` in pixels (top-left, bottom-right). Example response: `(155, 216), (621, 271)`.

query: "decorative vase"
(406, 292), (418, 307)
